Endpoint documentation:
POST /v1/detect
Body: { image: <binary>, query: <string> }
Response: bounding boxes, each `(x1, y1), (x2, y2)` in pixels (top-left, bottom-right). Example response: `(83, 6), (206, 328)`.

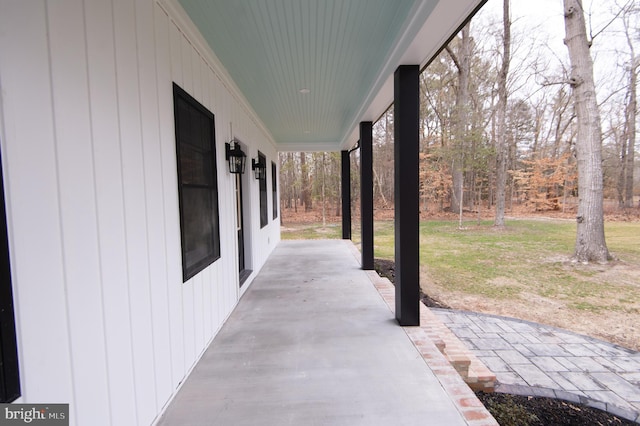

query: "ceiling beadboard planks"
(178, 0), (415, 147)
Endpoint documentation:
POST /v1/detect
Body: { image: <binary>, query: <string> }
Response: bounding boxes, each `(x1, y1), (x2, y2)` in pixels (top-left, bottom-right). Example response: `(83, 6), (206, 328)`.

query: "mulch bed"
(374, 258), (450, 309)
(476, 392), (637, 426)
(373, 258), (639, 426)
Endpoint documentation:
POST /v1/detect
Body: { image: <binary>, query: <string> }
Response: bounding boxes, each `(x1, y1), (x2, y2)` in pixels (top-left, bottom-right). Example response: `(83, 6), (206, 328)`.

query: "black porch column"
(394, 65), (420, 326)
(360, 122), (374, 270)
(341, 150), (351, 239)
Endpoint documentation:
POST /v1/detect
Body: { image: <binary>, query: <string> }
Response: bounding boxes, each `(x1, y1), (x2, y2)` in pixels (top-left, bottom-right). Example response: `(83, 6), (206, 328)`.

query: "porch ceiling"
(178, 0), (485, 151)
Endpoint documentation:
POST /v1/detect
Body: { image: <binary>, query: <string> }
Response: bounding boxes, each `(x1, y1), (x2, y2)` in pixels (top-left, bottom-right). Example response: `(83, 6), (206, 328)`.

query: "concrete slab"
(546, 372), (580, 391)
(500, 332), (536, 344)
(530, 357), (568, 372)
(480, 357), (511, 373)
(523, 343), (573, 357)
(509, 364), (559, 389)
(495, 372), (528, 386)
(554, 357), (582, 372)
(449, 327), (479, 339)
(587, 391), (637, 412)
(156, 240), (470, 426)
(591, 373), (640, 402)
(511, 344), (536, 357)
(559, 372), (606, 391)
(570, 356), (611, 373)
(621, 372), (640, 385)
(469, 338), (512, 351)
(494, 350), (531, 365)
(561, 343), (599, 357)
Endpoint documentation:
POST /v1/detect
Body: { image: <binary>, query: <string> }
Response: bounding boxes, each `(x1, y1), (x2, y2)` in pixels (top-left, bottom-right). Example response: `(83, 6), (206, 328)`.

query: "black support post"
(394, 65), (420, 326)
(360, 122), (374, 270)
(341, 150), (351, 239)
(0, 149), (20, 402)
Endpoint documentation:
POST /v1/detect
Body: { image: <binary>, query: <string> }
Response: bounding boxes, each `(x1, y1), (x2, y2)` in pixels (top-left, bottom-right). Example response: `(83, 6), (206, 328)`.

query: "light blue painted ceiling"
(178, 0), (485, 151)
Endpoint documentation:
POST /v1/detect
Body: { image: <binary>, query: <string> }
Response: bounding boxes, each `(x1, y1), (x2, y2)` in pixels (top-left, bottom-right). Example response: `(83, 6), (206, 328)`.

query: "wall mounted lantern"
(251, 158), (266, 180)
(225, 140), (246, 174)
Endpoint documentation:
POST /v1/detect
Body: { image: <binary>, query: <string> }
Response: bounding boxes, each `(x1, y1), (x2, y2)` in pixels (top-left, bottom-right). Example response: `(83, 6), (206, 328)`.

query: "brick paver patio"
(433, 309), (640, 423)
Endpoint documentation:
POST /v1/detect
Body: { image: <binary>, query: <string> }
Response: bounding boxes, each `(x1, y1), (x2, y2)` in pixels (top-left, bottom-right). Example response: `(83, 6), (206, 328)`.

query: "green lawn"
(368, 219), (640, 303)
(281, 222), (343, 239)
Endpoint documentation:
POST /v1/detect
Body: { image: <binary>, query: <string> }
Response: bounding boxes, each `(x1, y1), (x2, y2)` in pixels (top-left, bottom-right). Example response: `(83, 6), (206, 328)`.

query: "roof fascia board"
(339, 0), (486, 151)
(276, 141), (342, 153)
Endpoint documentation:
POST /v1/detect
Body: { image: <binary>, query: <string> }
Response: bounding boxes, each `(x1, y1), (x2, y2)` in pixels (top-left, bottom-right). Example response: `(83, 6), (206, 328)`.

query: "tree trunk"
(321, 152), (326, 227)
(494, 0), (511, 227)
(300, 152), (312, 211)
(623, 61), (637, 208)
(373, 168), (388, 207)
(446, 24), (471, 214)
(617, 126), (628, 208)
(286, 152), (295, 209)
(622, 8), (637, 208)
(563, 0), (610, 262)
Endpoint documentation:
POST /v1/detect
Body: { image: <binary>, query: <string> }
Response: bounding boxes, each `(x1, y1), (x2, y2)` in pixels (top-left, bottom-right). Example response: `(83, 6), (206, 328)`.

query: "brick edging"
(363, 267), (498, 426)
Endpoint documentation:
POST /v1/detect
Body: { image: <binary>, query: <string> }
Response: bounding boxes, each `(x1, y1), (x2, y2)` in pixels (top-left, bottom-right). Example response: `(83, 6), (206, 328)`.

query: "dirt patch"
(376, 257), (639, 351)
(420, 283), (639, 352)
(417, 253), (640, 352)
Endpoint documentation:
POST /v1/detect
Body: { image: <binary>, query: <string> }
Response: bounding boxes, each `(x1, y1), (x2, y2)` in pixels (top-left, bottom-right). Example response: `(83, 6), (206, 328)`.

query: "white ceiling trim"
(277, 141), (342, 153)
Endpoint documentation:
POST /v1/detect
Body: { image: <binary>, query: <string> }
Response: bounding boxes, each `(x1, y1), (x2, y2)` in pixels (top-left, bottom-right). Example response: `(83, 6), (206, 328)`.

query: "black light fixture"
(225, 140), (246, 174)
(252, 157), (266, 180)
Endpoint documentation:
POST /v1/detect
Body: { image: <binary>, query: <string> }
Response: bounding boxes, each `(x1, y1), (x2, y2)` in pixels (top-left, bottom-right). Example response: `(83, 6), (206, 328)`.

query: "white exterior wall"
(0, 1), (280, 425)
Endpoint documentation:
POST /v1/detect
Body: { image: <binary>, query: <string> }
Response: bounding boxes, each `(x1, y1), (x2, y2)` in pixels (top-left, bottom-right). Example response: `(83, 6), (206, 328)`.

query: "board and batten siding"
(0, 0), (280, 424)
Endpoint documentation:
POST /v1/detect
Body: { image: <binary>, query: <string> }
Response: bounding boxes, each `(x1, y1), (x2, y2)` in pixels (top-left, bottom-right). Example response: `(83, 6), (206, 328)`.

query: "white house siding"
(0, 0), (280, 425)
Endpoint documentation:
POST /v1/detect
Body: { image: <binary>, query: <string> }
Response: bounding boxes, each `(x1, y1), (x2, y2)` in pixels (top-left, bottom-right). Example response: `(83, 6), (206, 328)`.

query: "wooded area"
(279, 0), (638, 260)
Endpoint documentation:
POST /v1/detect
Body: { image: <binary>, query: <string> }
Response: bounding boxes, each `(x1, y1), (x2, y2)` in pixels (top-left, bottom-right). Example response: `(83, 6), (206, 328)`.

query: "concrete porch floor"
(156, 240), (494, 425)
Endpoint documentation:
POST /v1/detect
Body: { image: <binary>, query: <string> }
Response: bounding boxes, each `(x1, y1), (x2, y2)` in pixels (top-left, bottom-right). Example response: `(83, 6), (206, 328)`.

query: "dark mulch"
(476, 391), (637, 426)
(373, 258), (639, 426)
(373, 258), (451, 309)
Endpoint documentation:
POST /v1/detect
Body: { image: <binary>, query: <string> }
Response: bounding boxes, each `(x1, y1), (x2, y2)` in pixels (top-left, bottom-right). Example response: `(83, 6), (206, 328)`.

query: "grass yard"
(282, 219), (640, 351)
(280, 222), (343, 239)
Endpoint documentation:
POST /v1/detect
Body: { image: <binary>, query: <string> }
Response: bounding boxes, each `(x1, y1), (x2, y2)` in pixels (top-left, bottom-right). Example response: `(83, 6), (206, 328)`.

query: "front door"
(235, 173), (248, 286)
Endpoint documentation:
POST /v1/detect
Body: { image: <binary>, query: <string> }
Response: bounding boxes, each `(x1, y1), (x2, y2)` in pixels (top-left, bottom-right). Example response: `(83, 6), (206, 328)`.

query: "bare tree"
(300, 152), (312, 211)
(446, 24), (472, 215)
(621, 5), (638, 208)
(563, 0), (610, 262)
(494, 0), (511, 227)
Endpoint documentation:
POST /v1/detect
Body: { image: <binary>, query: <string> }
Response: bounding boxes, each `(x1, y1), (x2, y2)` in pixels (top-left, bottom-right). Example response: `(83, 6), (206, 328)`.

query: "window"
(258, 151), (268, 228)
(0, 149), (20, 403)
(173, 83), (221, 281)
(271, 161), (278, 220)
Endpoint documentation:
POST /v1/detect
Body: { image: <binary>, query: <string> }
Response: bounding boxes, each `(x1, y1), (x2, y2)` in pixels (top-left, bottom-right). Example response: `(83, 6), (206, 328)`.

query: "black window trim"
(173, 82), (221, 282)
(271, 161), (278, 220)
(258, 151), (268, 228)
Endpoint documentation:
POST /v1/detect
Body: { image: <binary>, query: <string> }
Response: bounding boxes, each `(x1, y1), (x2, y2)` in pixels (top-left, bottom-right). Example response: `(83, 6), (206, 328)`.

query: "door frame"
(234, 142), (252, 287)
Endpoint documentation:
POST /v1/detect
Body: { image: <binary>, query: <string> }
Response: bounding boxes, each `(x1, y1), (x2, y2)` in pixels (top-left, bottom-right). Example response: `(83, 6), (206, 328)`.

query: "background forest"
(278, 0), (639, 224)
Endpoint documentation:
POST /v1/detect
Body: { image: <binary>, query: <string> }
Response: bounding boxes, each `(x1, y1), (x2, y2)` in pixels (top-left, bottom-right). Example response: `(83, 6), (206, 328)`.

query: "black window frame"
(271, 161), (278, 220)
(173, 83), (221, 282)
(0, 148), (20, 403)
(258, 151), (268, 228)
